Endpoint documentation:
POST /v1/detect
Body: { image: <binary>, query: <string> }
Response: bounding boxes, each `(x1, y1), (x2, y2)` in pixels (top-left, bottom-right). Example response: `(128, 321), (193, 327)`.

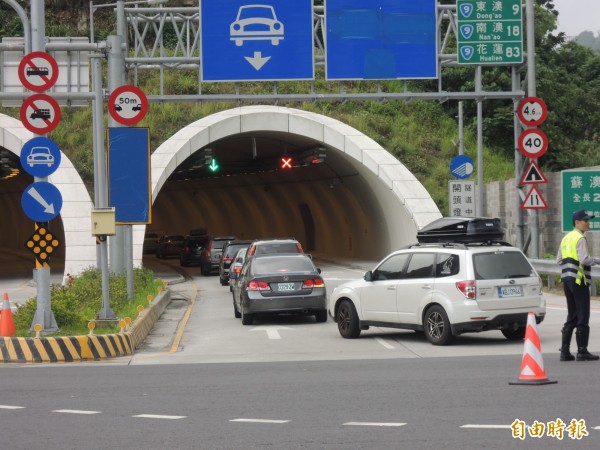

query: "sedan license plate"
(498, 286), (522, 298)
(276, 282), (295, 292)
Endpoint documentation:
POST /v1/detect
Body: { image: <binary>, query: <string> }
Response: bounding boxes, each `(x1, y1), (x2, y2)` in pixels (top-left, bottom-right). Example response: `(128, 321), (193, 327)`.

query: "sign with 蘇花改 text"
(561, 170), (600, 232)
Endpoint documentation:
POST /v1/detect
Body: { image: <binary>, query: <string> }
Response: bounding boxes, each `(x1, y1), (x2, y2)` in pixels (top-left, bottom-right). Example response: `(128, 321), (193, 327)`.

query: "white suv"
(328, 221), (546, 345)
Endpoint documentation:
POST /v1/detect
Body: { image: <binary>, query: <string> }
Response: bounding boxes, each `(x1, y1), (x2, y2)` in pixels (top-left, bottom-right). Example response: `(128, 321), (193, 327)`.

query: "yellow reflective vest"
(559, 229), (591, 286)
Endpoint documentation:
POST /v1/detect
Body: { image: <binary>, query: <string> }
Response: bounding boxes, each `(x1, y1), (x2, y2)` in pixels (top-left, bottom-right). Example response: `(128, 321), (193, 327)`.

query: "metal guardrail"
(530, 259), (600, 295)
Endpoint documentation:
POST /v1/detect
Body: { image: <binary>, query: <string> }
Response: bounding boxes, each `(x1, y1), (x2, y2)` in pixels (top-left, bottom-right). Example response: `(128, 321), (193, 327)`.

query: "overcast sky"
(553, 0), (600, 36)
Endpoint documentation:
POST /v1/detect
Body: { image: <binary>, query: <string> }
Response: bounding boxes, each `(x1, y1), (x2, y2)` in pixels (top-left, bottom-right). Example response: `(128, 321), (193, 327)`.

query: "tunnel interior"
(147, 131), (390, 260)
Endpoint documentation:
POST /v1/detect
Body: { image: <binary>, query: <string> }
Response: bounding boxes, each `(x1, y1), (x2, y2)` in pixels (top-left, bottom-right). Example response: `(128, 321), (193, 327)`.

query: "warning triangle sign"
(521, 185), (548, 210)
(520, 161), (548, 185)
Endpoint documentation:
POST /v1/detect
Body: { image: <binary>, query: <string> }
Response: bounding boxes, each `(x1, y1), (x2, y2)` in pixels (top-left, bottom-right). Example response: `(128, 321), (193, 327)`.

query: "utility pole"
(30, 0), (58, 331)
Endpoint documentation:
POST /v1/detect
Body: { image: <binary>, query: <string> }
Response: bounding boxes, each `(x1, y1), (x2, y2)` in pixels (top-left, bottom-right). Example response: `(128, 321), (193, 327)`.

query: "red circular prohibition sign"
(518, 128), (548, 159)
(108, 85), (148, 126)
(20, 94), (61, 134)
(18, 51), (59, 92)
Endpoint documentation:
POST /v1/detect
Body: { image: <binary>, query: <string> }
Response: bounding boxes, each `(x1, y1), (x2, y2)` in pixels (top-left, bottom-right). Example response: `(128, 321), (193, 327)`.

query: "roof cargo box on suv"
(416, 217), (504, 244)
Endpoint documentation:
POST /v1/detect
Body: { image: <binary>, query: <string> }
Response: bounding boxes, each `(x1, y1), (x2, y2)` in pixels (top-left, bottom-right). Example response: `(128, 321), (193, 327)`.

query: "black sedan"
(232, 254), (327, 325)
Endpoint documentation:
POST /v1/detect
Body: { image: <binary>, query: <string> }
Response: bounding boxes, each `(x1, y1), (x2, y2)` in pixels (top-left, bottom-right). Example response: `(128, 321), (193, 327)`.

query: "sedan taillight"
(456, 280), (476, 299)
(247, 280), (270, 291)
(302, 278), (325, 289)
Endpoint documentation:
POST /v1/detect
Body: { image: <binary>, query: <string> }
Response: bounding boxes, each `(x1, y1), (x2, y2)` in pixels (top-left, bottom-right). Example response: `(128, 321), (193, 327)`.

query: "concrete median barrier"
(0, 289), (171, 363)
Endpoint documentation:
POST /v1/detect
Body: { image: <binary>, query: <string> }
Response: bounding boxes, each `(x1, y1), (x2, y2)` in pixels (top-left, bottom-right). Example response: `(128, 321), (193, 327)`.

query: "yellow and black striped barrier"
(0, 289), (171, 363)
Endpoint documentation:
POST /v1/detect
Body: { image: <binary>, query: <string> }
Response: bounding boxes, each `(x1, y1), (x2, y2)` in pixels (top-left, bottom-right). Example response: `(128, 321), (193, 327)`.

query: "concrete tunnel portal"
(0, 106), (441, 280)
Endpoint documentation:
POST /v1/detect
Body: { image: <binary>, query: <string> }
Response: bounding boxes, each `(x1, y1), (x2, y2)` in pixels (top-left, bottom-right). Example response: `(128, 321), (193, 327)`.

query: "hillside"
(1, 1), (599, 215)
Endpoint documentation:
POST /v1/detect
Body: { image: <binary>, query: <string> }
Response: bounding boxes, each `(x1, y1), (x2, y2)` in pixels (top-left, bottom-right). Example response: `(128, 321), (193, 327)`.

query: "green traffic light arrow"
(208, 159), (219, 172)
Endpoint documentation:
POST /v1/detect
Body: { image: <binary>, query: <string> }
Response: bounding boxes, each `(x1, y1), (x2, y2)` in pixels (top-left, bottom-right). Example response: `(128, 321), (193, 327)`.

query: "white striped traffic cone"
(509, 312), (557, 385)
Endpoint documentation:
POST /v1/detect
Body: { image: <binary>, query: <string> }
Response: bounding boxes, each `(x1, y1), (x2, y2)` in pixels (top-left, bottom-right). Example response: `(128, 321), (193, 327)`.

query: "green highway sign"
(457, 0), (523, 65)
(561, 170), (600, 232)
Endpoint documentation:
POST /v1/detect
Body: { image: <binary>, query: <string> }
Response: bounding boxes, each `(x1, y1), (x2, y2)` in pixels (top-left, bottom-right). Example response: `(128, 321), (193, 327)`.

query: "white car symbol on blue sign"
(230, 5), (284, 47)
(201, 0), (313, 81)
(20, 137), (61, 178)
(450, 155), (475, 179)
(21, 181), (63, 222)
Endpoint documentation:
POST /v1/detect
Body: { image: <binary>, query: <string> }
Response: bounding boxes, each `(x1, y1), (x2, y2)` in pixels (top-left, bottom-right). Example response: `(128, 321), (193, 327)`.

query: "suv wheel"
(220, 277), (228, 286)
(336, 300), (361, 339)
(501, 327), (526, 340)
(424, 305), (454, 345)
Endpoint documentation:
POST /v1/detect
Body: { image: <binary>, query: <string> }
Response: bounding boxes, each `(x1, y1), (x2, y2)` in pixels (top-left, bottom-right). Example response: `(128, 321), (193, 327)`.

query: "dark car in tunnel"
(180, 235), (209, 267)
(201, 235), (237, 275)
(219, 240), (253, 286)
(156, 234), (185, 259)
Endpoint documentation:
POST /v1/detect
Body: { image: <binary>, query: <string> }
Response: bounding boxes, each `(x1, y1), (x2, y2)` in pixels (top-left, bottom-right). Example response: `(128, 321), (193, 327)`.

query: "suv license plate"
(498, 286), (522, 297)
(277, 282), (295, 292)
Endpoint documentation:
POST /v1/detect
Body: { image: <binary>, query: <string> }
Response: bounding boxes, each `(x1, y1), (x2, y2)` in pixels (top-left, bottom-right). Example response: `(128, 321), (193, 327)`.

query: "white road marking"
(249, 326), (292, 340)
(132, 414), (186, 420)
(344, 422), (406, 427)
(53, 409), (101, 415)
(375, 337), (395, 349)
(461, 424), (511, 429)
(0, 405), (25, 409)
(230, 418), (290, 424)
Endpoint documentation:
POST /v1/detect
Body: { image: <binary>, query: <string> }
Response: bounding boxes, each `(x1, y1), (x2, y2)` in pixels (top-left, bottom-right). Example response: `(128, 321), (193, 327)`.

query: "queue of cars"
(147, 217), (547, 345)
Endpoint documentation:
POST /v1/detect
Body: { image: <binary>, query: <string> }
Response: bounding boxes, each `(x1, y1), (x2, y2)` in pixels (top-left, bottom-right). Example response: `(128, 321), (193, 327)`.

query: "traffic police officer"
(557, 209), (600, 361)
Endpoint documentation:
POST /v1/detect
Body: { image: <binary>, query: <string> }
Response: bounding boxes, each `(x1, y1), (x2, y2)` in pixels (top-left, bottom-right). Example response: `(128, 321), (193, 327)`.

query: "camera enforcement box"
(417, 217), (504, 244)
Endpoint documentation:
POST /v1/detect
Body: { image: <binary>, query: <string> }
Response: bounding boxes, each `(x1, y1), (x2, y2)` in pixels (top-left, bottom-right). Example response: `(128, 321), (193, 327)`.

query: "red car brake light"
(247, 280), (270, 291)
(223, 257), (233, 263)
(296, 243), (304, 253)
(302, 278), (324, 289)
(456, 280), (476, 299)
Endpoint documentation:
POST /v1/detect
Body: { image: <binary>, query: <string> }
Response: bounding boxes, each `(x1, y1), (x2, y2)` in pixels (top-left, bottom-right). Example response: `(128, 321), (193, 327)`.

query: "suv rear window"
(212, 240), (231, 250)
(472, 251), (536, 280)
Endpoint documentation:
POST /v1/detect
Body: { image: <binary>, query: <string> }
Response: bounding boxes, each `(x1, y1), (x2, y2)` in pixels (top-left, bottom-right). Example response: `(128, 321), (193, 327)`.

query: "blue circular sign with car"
(20, 137), (61, 177)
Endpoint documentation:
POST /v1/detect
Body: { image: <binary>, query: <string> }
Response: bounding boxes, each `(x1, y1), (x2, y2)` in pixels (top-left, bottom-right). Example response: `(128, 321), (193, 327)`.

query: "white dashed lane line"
(461, 424), (512, 429)
(0, 405), (25, 409)
(375, 337), (395, 349)
(230, 418), (290, 424)
(132, 414), (187, 420)
(344, 422), (406, 427)
(53, 409), (101, 415)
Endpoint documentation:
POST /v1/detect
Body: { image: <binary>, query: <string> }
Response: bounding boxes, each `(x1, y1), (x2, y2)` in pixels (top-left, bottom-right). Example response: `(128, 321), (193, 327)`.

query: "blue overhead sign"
(20, 137), (62, 178)
(325, 0), (438, 80)
(108, 128), (151, 224)
(200, 0), (314, 81)
(21, 181), (63, 222)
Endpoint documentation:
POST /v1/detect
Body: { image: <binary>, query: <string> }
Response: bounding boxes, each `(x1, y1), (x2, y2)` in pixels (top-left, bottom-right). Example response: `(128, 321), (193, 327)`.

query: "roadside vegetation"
(13, 267), (164, 337)
(0, 1), (598, 212)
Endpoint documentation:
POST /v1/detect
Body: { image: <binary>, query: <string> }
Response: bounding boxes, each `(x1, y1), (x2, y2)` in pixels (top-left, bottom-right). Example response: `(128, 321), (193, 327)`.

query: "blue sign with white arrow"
(21, 181), (63, 222)
(20, 136), (61, 178)
(200, 0), (314, 81)
(450, 155), (475, 180)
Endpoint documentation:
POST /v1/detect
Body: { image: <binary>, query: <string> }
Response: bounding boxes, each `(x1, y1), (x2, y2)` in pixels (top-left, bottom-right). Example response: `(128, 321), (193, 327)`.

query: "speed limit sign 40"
(518, 128), (548, 159)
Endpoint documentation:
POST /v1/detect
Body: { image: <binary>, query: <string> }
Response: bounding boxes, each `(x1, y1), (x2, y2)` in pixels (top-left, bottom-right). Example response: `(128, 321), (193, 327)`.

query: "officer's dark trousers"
(563, 278), (591, 334)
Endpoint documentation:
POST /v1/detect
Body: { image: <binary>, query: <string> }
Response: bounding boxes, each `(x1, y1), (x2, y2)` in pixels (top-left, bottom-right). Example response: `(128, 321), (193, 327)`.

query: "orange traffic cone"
(0, 292), (16, 337)
(509, 312), (556, 385)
